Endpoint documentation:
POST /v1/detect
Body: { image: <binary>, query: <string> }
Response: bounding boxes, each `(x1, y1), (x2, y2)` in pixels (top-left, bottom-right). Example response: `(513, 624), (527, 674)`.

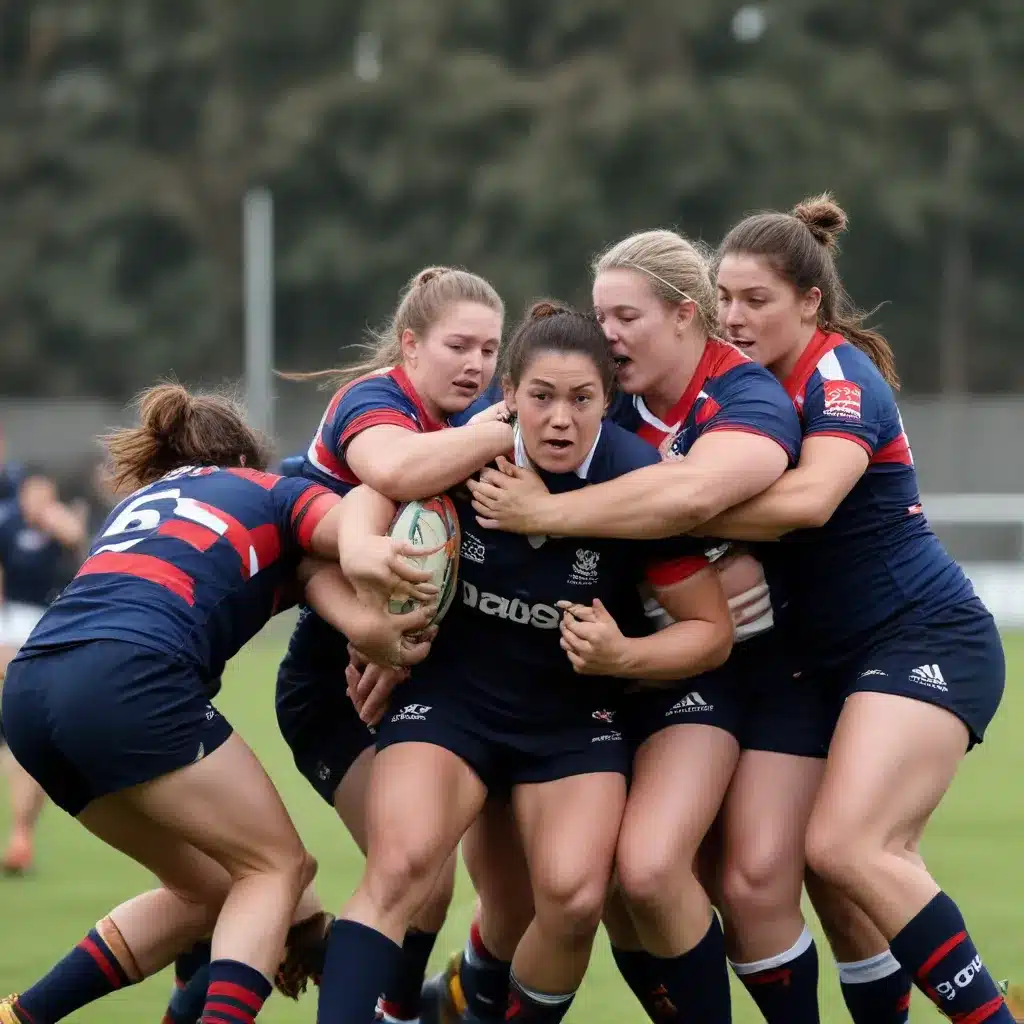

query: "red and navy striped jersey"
(20, 466), (335, 684)
(302, 366), (445, 494)
(778, 330), (974, 657)
(611, 338), (803, 464)
(422, 423), (710, 717)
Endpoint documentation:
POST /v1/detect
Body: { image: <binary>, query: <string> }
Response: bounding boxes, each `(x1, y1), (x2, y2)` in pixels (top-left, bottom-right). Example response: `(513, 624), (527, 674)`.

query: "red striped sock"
(16, 927), (133, 1022)
(200, 960), (272, 1024)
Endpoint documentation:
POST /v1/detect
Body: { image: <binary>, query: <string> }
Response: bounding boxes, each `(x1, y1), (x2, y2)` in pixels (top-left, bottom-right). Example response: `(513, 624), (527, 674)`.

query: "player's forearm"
(338, 486), (398, 552)
(696, 472), (827, 541)
(302, 563), (367, 637)
(373, 422), (513, 502)
(529, 463), (723, 540)
(617, 619), (733, 683)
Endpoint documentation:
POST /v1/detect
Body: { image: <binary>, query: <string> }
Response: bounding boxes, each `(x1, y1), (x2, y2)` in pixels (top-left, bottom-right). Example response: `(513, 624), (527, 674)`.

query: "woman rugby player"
(0, 383), (434, 1024)
(324, 301), (734, 1024)
(702, 195), (1011, 1024)
(0, 456), (88, 874)
(459, 230), (807, 1024)
(270, 265), (516, 1024)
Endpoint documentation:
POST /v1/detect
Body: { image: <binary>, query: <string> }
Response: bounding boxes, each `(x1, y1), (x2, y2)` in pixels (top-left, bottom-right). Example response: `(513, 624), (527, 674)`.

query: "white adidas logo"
(667, 692), (712, 715)
(909, 664), (947, 691)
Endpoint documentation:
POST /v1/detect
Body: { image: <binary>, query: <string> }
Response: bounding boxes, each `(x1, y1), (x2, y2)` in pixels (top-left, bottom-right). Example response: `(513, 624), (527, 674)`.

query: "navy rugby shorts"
(623, 629), (833, 759)
(825, 597), (1004, 750)
(275, 607), (375, 805)
(375, 673), (630, 792)
(0, 640), (232, 816)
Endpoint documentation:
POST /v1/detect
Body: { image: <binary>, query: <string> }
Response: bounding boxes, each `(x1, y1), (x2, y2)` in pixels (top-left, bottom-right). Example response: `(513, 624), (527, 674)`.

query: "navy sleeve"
(701, 365), (803, 465)
(323, 377), (423, 458)
(801, 361), (884, 455)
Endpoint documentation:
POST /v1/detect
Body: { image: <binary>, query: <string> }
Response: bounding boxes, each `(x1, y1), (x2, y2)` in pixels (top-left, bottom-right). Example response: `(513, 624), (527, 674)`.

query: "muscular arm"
(694, 436), (870, 542)
(19, 477), (87, 549)
(616, 569), (734, 682)
(345, 421), (513, 502)
(510, 431), (789, 540)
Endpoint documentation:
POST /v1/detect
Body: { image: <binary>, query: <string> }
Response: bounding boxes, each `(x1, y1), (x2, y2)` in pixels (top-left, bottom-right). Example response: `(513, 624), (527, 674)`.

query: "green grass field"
(2, 622), (1022, 1022)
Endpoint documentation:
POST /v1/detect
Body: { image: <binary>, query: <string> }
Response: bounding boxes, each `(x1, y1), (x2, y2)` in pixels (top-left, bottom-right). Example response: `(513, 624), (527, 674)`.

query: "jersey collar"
(390, 365), (447, 432)
(631, 335), (721, 432)
(783, 328), (845, 402)
(513, 424), (602, 480)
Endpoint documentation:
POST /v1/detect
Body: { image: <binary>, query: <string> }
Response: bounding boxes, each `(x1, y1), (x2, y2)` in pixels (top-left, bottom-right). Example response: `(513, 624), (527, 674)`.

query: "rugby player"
(453, 230), (809, 1024)
(0, 443), (87, 873)
(274, 266), (513, 1024)
(0, 383), (434, 1024)
(324, 300), (734, 1024)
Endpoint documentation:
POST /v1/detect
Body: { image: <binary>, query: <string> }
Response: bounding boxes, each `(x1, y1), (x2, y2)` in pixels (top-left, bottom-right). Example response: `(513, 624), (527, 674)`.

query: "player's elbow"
(705, 617), (734, 670)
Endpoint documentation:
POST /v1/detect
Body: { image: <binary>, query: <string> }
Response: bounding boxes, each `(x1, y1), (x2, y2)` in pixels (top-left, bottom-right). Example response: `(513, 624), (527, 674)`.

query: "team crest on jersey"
(592, 708), (615, 723)
(659, 427), (690, 462)
(822, 380), (862, 419)
(569, 549), (600, 585)
(461, 532), (486, 564)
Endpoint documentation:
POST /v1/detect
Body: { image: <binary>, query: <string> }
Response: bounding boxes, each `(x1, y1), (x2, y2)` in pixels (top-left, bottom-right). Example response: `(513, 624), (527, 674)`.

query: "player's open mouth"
(728, 337), (755, 350)
(542, 438), (573, 451)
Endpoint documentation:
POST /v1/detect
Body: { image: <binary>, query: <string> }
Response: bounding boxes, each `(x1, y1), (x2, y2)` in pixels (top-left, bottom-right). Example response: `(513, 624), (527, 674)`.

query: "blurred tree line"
(1, 0), (1022, 397)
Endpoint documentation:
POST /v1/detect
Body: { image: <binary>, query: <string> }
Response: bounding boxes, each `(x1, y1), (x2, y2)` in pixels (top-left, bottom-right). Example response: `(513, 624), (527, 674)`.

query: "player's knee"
(804, 817), (871, 891)
(615, 835), (684, 913)
(364, 838), (447, 917)
(533, 863), (609, 939)
(719, 842), (802, 922)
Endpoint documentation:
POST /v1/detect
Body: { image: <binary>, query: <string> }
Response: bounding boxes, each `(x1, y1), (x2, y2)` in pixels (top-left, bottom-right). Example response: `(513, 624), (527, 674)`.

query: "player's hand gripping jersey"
(21, 466), (334, 685)
(418, 422), (709, 721)
(779, 330), (974, 657)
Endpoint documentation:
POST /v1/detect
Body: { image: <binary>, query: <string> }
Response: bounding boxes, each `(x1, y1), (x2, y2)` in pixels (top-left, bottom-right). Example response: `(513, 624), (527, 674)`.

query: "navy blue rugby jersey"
(0, 496), (66, 606)
(300, 366), (447, 495)
(418, 422), (710, 719)
(776, 330), (975, 658)
(610, 338), (802, 465)
(19, 466), (335, 685)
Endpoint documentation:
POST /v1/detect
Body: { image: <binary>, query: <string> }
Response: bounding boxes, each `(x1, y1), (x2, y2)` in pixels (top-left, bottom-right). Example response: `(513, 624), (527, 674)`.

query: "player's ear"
(801, 286), (822, 323)
(400, 328), (419, 367)
(238, 454), (247, 467)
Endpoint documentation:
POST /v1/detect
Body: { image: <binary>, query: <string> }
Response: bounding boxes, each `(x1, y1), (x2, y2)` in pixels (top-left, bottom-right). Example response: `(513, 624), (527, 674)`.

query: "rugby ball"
(387, 495), (461, 626)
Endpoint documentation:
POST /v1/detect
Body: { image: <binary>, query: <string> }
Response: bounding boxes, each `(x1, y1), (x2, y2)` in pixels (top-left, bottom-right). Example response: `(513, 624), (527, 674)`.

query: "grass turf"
(1, 621), (1021, 1022)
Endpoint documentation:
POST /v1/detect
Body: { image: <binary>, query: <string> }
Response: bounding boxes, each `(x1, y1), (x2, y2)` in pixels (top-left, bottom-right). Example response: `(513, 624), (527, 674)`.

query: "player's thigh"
(806, 691), (967, 863)
(332, 745), (375, 853)
(78, 793), (233, 905)
(364, 740), (487, 888)
(617, 723), (739, 894)
(513, 772), (626, 925)
(720, 749), (824, 906)
(463, 797), (535, 931)
(121, 730), (311, 881)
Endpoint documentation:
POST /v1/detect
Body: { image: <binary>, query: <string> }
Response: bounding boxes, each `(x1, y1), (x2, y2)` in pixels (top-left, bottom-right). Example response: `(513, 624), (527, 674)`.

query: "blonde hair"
(282, 267), (504, 388)
(593, 229), (717, 335)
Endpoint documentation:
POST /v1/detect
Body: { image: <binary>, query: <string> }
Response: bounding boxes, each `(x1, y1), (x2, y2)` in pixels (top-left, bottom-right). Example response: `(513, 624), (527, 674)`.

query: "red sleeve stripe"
(645, 554), (709, 587)
(249, 522), (282, 570)
(226, 467), (280, 490)
(192, 501), (263, 578)
(871, 433), (912, 465)
(77, 552), (195, 606)
(806, 429), (873, 456)
(338, 409), (419, 448)
(292, 487), (338, 551)
(695, 396), (722, 426)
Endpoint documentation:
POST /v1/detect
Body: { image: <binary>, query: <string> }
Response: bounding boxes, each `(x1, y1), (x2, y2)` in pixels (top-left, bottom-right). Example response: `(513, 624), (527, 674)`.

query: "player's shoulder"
(806, 338), (896, 418)
(589, 421), (661, 480)
(706, 339), (787, 394)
